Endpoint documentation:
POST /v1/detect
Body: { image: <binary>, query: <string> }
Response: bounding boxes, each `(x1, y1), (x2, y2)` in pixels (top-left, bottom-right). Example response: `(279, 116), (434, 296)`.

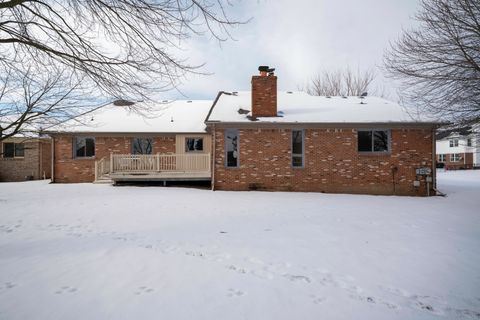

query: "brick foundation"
(213, 127), (435, 196)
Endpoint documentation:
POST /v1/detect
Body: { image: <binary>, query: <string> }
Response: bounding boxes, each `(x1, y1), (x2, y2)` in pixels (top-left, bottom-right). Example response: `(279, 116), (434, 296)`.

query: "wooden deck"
(95, 153), (211, 183)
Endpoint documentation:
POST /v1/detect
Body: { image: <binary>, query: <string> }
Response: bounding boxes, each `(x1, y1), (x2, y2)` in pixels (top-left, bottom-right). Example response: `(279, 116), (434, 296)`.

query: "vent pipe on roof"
(113, 99), (135, 106)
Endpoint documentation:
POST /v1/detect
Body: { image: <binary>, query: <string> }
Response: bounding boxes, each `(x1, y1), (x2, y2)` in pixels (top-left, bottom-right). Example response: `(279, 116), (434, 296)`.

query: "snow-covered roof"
(46, 100), (213, 134)
(206, 91), (439, 125)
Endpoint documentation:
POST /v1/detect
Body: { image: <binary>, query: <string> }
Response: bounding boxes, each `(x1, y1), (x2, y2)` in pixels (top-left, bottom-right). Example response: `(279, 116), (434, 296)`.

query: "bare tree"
(0, 63), (105, 141)
(0, 0), (243, 140)
(304, 67), (378, 97)
(0, 0), (243, 98)
(384, 0), (480, 125)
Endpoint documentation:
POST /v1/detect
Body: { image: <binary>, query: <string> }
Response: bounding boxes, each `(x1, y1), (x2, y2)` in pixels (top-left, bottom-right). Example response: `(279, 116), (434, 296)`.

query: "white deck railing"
(94, 157), (110, 180)
(110, 153), (211, 173)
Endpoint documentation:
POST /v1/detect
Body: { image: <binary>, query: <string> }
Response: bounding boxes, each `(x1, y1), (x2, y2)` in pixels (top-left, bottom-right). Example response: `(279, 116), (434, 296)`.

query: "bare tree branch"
(303, 67), (381, 97)
(384, 0), (480, 125)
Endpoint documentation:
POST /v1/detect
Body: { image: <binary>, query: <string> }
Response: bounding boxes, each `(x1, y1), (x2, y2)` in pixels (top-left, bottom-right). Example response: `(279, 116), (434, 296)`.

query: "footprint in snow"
(227, 288), (245, 297)
(226, 265), (247, 274)
(135, 286), (155, 295)
(54, 286), (78, 294)
(310, 294), (326, 304)
(0, 282), (16, 291)
(283, 274), (311, 283)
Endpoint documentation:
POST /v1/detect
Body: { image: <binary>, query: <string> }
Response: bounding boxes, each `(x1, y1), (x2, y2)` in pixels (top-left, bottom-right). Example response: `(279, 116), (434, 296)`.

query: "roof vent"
(113, 99), (135, 106)
(187, 100), (192, 103)
(232, 91), (238, 96)
(287, 91), (293, 94)
(238, 108), (249, 115)
(342, 96), (347, 99)
(162, 100), (169, 103)
(326, 96), (332, 99)
(247, 115), (259, 121)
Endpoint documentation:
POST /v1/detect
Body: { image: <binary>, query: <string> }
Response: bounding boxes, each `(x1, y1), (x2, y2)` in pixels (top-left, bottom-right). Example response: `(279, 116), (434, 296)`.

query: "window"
(75, 137), (95, 158)
(450, 153), (461, 162)
(292, 130), (304, 167)
(449, 139), (458, 147)
(225, 129), (239, 167)
(185, 138), (203, 152)
(438, 154), (446, 162)
(358, 130), (390, 153)
(467, 138), (472, 147)
(132, 138), (153, 154)
(2, 142), (24, 158)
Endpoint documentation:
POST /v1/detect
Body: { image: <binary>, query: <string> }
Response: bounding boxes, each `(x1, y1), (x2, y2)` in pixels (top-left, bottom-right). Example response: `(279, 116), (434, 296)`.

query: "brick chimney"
(251, 66), (277, 117)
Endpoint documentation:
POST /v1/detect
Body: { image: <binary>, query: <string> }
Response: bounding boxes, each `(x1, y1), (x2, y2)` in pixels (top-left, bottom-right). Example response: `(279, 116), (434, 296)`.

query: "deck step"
(93, 178), (113, 184)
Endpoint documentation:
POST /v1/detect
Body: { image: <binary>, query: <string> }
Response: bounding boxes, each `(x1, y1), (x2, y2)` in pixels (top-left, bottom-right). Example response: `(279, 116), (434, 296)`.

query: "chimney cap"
(258, 66), (269, 72)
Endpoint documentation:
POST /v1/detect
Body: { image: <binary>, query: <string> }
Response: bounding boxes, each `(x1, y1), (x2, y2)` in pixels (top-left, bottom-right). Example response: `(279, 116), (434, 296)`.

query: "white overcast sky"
(164, 0), (421, 100)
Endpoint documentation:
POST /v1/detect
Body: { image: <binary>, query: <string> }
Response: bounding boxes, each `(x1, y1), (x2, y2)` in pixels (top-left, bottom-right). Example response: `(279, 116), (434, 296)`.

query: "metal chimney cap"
(258, 66), (269, 72)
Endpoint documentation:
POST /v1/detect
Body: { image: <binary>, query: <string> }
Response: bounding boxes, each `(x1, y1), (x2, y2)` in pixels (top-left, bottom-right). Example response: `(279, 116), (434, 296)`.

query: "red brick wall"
(251, 75), (277, 117)
(213, 127), (435, 196)
(53, 135), (176, 183)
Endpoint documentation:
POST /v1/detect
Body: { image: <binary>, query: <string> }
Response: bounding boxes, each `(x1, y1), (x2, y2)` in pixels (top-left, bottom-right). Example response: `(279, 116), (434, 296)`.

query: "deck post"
(94, 161), (98, 181)
(157, 153), (160, 172)
(110, 153), (114, 173)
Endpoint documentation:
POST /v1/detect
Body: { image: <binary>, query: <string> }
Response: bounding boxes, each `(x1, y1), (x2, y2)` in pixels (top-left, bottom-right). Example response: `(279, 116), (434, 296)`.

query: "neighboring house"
(0, 136), (51, 182)
(46, 66), (442, 196)
(204, 67), (441, 196)
(436, 126), (479, 169)
(46, 100), (213, 183)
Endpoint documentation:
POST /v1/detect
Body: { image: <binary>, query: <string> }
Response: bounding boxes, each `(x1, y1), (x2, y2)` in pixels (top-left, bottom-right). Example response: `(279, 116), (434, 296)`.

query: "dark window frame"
(74, 137), (95, 158)
(467, 138), (472, 147)
(2, 142), (25, 158)
(449, 139), (459, 147)
(357, 129), (391, 154)
(185, 137), (204, 152)
(291, 129), (304, 168)
(132, 137), (153, 155)
(225, 129), (239, 168)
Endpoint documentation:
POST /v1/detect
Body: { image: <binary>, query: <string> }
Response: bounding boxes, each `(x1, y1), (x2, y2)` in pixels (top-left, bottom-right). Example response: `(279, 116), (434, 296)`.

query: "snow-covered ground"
(0, 171), (479, 320)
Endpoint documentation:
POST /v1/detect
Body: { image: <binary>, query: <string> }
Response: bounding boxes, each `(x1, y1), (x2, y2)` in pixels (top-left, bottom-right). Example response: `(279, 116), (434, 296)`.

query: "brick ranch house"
(46, 100), (213, 183)
(0, 136), (51, 182)
(47, 67), (442, 196)
(205, 67), (441, 196)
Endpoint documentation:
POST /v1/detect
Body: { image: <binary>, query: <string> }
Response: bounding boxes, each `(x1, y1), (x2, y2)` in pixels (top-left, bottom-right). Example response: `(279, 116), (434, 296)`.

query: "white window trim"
(450, 153), (461, 162)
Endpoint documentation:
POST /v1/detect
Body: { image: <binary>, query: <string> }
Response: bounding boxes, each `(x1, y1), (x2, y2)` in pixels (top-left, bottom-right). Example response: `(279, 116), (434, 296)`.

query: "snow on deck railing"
(110, 153), (210, 173)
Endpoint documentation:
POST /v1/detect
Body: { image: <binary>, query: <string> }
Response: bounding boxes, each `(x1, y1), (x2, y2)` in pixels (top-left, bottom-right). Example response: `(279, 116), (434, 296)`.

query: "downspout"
(51, 137), (55, 183)
(211, 123), (216, 191)
(38, 140), (42, 180)
(431, 128), (445, 196)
